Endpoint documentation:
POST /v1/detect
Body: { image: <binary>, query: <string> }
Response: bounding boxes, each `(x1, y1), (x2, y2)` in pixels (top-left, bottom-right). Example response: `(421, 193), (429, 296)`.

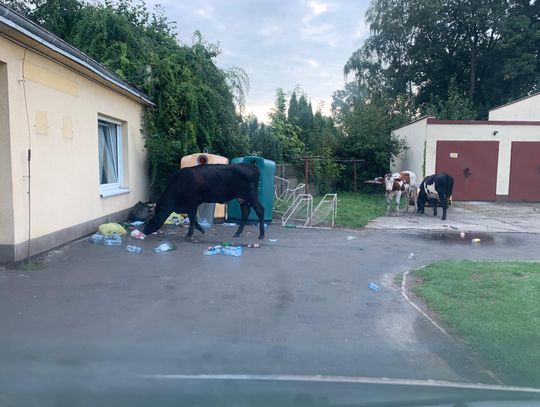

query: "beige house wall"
(0, 37), (148, 256)
(425, 123), (540, 196)
(489, 94), (540, 121)
(391, 117), (429, 179)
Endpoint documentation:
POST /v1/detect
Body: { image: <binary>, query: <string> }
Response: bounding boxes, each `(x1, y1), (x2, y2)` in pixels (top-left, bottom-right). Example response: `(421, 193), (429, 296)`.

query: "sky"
(144, 0), (371, 122)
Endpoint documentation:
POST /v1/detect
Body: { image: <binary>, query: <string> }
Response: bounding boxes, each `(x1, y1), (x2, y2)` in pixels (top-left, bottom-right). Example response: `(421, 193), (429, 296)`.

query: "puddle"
(420, 232), (496, 245)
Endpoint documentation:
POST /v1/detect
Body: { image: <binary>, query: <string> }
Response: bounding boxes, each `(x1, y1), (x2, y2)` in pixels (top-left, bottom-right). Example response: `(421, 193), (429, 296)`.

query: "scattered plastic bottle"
(368, 282), (380, 292)
(153, 242), (176, 253)
(88, 233), (104, 244)
(199, 219), (211, 229)
(103, 234), (122, 246)
(126, 245), (143, 253)
(222, 246), (243, 257)
(203, 246), (222, 256)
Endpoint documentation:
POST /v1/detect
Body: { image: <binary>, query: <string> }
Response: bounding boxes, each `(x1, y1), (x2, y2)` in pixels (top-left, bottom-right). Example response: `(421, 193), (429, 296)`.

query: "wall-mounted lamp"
(492, 130), (499, 136)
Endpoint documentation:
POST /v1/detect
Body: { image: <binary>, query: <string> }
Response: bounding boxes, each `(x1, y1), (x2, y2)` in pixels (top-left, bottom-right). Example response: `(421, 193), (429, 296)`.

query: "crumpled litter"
(165, 212), (184, 225)
(131, 229), (145, 240)
(98, 223), (127, 237)
(131, 221), (144, 226)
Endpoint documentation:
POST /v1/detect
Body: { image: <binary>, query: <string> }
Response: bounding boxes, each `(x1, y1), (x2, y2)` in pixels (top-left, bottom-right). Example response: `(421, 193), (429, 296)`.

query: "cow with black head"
(417, 173), (454, 221)
(144, 164), (266, 240)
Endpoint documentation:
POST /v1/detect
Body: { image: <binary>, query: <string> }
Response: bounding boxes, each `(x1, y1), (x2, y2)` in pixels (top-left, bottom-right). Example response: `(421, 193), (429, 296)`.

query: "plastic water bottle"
(126, 245), (142, 253)
(203, 246), (222, 256)
(222, 246), (243, 257)
(368, 282), (380, 292)
(153, 243), (176, 253)
(88, 233), (104, 244)
(103, 234), (122, 246)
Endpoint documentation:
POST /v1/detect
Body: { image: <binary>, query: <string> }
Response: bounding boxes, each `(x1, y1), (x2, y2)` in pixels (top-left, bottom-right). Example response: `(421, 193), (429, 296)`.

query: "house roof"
(0, 4), (154, 106)
(489, 91), (540, 113)
(391, 116), (433, 132)
(426, 118), (540, 126)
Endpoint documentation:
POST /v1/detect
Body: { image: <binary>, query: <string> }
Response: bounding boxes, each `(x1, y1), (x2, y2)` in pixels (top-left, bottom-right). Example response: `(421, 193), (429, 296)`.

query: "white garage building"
(391, 93), (540, 202)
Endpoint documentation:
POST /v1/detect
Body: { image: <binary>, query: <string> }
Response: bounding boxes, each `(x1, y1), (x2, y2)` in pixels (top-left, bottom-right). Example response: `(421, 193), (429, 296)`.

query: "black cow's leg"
(431, 199), (438, 217)
(441, 194), (448, 220)
(186, 211), (196, 239)
(234, 201), (251, 238)
(185, 209), (205, 240)
(251, 198), (265, 239)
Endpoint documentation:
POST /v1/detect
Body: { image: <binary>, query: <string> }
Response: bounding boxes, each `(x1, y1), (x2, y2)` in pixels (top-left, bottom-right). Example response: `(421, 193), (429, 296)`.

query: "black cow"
(144, 164), (265, 239)
(417, 173), (454, 221)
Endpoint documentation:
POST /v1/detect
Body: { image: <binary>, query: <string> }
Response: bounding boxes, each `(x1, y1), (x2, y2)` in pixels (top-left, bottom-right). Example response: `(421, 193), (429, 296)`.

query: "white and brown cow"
(384, 171), (418, 215)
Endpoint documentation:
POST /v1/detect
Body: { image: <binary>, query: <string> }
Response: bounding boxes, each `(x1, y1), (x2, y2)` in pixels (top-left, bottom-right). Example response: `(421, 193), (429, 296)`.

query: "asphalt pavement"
(1, 222), (540, 397)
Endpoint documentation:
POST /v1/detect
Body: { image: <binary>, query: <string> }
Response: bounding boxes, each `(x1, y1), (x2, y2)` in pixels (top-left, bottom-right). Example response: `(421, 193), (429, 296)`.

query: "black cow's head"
(417, 187), (427, 213)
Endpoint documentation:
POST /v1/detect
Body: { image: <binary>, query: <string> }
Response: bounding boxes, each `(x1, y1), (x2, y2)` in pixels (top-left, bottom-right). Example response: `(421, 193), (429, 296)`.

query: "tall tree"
(287, 91), (299, 124)
(332, 84), (408, 190)
(269, 88), (304, 162)
(346, 0), (540, 118)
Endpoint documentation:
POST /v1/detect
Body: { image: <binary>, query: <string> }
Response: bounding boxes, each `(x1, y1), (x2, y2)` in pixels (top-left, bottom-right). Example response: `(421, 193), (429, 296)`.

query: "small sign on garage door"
(450, 152), (458, 158)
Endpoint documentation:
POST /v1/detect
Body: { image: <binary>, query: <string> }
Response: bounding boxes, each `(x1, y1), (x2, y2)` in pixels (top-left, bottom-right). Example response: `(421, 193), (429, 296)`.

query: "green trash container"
(227, 156), (275, 222)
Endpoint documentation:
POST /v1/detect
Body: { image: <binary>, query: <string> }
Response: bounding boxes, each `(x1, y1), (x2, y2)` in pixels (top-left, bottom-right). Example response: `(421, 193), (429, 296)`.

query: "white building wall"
(425, 123), (540, 196)
(2, 38), (149, 246)
(391, 117), (429, 179)
(489, 93), (540, 121)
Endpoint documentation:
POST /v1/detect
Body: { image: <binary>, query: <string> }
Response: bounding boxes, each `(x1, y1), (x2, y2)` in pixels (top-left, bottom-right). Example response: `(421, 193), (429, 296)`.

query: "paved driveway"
(1, 223), (539, 396)
(366, 201), (540, 233)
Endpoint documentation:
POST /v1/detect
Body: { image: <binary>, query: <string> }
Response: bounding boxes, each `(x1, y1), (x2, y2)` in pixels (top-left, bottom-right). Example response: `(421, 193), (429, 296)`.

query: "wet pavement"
(1, 223), (540, 396)
(366, 201), (540, 233)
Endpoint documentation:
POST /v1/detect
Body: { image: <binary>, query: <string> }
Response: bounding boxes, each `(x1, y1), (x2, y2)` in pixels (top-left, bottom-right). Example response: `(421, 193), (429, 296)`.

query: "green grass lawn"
(415, 261), (540, 387)
(334, 192), (387, 228)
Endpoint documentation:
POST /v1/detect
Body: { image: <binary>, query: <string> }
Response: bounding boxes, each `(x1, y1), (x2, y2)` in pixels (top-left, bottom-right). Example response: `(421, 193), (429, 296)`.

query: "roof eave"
(0, 4), (154, 107)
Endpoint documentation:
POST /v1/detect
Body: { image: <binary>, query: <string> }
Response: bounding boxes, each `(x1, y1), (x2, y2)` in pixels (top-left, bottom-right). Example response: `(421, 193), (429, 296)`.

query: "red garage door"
(509, 141), (540, 202)
(435, 141), (499, 201)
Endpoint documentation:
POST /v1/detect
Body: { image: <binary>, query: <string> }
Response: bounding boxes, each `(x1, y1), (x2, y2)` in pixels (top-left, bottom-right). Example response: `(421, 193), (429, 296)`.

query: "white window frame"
(98, 116), (129, 197)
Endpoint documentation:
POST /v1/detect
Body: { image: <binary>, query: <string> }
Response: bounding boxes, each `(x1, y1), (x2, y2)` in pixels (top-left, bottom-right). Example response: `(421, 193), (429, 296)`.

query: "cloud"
(194, 3), (214, 19)
(301, 22), (333, 39)
(259, 23), (281, 37)
(308, 0), (329, 16)
(308, 59), (320, 67)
